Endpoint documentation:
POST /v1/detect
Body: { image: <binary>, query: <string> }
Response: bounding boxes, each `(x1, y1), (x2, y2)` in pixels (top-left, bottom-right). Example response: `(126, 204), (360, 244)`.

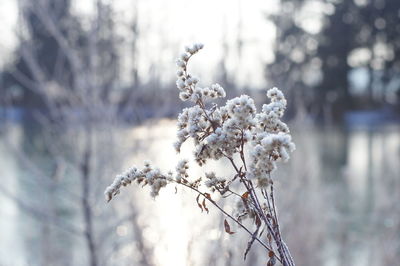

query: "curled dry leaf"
(224, 219), (235, 235)
(204, 192), (214, 202)
(196, 194), (203, 212)
(242, 191), (249, 199)
(268, 250), (275, 258)
(255, 215), (262, 227)
(202, 198), (209, 214)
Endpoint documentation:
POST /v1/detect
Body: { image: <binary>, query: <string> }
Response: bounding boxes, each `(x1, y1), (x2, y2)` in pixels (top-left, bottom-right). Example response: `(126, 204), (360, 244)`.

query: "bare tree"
(1, 0), (153, 265)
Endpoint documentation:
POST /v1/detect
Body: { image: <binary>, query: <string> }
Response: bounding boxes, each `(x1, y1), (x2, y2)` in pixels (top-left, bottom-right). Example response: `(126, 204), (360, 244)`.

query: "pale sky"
(0, 0), (18, 56)
(0, 0), (281, 88)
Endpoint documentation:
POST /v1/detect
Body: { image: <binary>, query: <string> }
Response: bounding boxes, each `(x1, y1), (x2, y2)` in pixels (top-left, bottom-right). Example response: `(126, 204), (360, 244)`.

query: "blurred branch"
(0, 182), (82, 236)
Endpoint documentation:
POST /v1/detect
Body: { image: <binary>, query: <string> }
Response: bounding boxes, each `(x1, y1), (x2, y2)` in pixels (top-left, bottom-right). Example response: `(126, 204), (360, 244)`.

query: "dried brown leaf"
(224, 219), (235, 235)
(268, 251), (275, 258)
(255, 215), (262, 227)
(267, 232), (272, 243)
(196, 194), (203, 212)
(202, 198), (209, 214)
(242, 191), (249, 199)
(204, 192), (215, 203)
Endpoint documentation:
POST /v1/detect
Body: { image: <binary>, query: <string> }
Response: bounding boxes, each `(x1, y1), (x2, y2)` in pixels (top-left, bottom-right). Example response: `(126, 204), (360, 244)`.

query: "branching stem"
(174, 180), (283, 265)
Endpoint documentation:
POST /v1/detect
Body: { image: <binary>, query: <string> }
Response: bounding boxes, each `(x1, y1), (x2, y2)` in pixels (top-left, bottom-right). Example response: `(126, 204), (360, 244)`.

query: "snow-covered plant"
(105, 44), (296, 266)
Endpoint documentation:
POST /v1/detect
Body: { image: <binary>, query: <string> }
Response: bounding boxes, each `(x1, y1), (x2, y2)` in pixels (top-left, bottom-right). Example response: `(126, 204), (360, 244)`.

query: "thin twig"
(174, 181), (283, 264)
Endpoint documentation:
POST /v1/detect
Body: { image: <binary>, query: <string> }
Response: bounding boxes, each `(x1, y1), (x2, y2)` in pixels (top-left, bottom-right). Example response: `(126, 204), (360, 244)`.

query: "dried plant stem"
(270, 183), (295, 266)
(195, 89), (293, 264)
(225, 154), (295, 266)
(174, 180), (283, 265)
(106, 44), (297, 265)
(176, 45), (297, 265)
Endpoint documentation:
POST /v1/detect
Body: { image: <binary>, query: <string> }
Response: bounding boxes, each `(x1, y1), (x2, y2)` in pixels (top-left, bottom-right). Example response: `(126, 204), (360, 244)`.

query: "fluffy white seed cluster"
(104, 161), (170, 201)
(246, 88), (296, 185)
(173, 45), (295, 186)
(248, 132), (295, 183)
(175, 159), (189, 182)
(176, 43), (226, 103)
(193, 95), (256, 162)
(106, 44), (296, 201)
(104, 166), (140, 201)
(255, 87), (290, 134)
(204, 172), (226, 192)
(173, 105), (212, 153)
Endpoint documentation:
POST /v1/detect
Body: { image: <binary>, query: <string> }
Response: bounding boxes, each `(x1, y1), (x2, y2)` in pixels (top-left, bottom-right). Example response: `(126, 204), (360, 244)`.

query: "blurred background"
(0, 0), (399, 265)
